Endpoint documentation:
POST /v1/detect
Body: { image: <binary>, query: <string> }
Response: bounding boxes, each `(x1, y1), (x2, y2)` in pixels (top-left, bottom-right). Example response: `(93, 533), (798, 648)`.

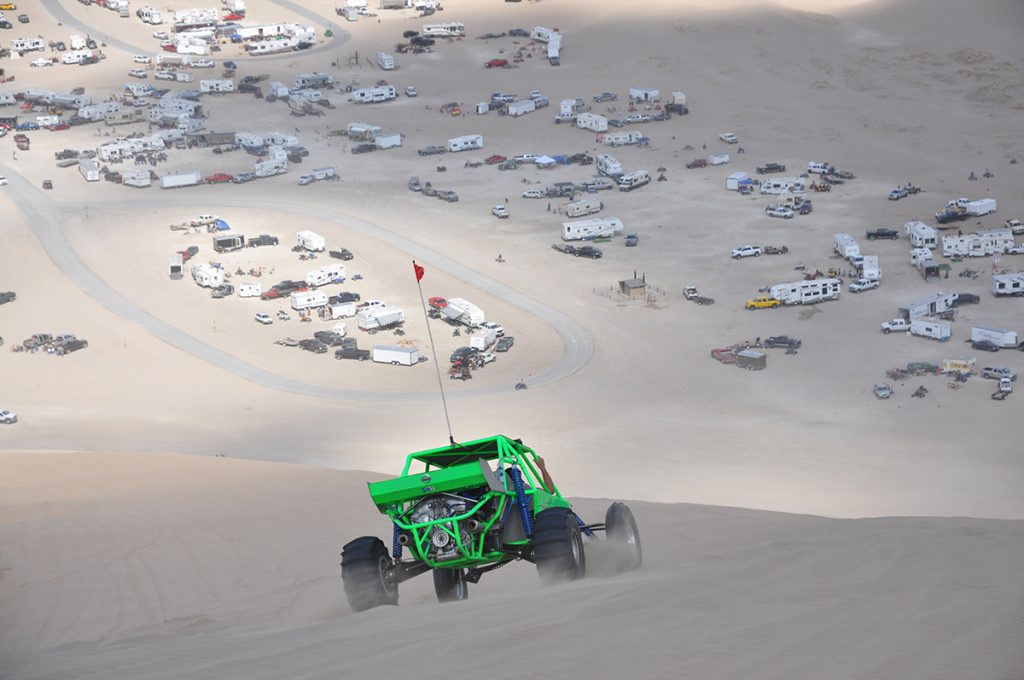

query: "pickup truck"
(765, 206), (794, 219)
(756, 162), (786, 174)
(417, 145), (446, 156)
(335, 346), (370, 361)
(880, 318), (910, 334)
(866, 227), (899, 240)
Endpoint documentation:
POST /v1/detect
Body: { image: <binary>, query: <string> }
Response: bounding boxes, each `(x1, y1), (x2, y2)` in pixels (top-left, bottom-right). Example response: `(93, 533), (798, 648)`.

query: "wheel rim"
(378, 555), (397, 597)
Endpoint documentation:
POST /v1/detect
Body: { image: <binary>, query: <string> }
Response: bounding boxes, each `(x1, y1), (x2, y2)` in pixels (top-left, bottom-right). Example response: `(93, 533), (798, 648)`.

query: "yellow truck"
(745, 296), (781, 310)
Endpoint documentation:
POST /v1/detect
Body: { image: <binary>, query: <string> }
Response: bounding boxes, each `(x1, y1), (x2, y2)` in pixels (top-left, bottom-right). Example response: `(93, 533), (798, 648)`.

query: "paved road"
(40, 0), (350, 63)
(3, 170), (593, 400)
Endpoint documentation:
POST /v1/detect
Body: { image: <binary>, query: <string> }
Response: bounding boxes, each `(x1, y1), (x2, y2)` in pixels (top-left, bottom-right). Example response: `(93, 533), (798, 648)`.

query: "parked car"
(129, 68), (148, 78)
(763, 336), (801, 349)
(731, 245), (762, 259)
(981, 367), (1016, 381)
(329, 292), (361, 304)
(880, 318), (910, 334)
(479, 352), (496, 365)
(0, 409), (17, 424)
(352, 143), (376, 154)
(593, 92), (617, 102)
(484, 154), (507, 165)
(495, 335), (514, 352)
(0, 290), (15, 304)
(404, 86), (417, 97)
(719, 132), (739, 144)
(17, 14), (29, 23)
(521, 188), (545, 198)
(972, 340), (1001, 352)
(685, 158), (707, 169)
(255, 312), (273, 324)
(205, 173), (233, 184)
(29, 58), (53, 68)
(450, 346), (480, 363)
(849, 278), (879, 293)
(336, 346), (370, 361)
(299, 339), (329, 354)
(623, 113), (651, 124)
(211, 283), (234, 299)
(418, 145), (446, 156)
(873, 383), (893, 399)
(756, 163), (786, 174)
(766, 206), (794, 219)
(481, 321), (504, 337)
(231, 172), (256, 183)
(491, 205), (509, 219)
(248, 234), (279, 247)
(576, 245), (602, 259)
(552, 243), (577, 255)
(866, 227), (899, 241)
(745, 296), (781, 310)
(625, 233), (638, 247)
(329, 248), (354, 260)
(314, 330), (346, 346)
(607, 118), (625, 128)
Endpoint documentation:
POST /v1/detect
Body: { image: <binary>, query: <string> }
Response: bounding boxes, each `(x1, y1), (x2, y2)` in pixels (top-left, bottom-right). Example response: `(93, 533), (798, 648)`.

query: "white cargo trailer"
(160, 171), (203, 189)
(372, 345), (420, 366)
(910, 318), (951, 341)
(971, 325), (1018, 348)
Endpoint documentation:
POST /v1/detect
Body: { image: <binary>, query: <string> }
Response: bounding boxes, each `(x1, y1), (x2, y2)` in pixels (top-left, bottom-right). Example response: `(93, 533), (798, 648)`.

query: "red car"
(685, 158), (707, 169)
(48, 123), (70, 131)
(484, 154), (507, 165)
(223, 12), (244, 20)
(205, 173), (233, 184)
(485, 59), (509, 69)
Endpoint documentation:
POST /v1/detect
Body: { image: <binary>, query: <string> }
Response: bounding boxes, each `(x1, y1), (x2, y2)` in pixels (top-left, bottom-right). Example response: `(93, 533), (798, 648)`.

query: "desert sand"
(2, 0), (1023, 676)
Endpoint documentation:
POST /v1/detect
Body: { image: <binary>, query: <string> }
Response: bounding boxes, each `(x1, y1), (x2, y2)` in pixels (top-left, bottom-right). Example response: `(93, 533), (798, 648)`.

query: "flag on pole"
(413, 261), (425, 282)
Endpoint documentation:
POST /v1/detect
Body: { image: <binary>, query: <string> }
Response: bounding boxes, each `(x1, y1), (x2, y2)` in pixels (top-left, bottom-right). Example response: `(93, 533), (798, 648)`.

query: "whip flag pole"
(412, 261), (456, 444)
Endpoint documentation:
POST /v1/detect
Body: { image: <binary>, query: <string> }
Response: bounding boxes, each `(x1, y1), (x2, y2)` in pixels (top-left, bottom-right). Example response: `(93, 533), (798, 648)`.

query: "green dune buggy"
(341, 434), (642, 611)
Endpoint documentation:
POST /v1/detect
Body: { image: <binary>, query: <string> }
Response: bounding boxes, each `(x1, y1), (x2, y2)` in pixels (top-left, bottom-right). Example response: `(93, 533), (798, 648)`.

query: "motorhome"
(447, 134), (484, 152)
(595, 153), (622, 177)
(561, 217), (625, 241)
(617, 170), (651, 192)
(768, 278), (842, 305)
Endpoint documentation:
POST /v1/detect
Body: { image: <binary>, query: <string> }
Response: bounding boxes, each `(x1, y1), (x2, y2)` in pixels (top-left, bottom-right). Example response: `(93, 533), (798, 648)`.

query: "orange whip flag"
(413, 261), (425, 282)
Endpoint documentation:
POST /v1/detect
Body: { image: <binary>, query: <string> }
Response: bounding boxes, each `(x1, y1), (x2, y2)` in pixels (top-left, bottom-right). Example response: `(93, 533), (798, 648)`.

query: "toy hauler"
(505, 99), (535, 117)
(562, 217), (624, 241)
(358, 307), (405, 330)
(330, 301), (357, 319)
(213, 233), (245, 252)
(769, 278), (842, 305)
(374, 132), (402, 149)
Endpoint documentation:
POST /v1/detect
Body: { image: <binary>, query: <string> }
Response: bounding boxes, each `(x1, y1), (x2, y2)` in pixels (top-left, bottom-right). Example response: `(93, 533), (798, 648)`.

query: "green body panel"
(369, 435), (573, 570)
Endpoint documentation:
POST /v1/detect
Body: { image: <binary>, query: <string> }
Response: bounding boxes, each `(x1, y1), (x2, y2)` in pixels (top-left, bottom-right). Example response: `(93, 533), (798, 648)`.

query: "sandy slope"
(2, 452), (1023, 680)
(2, 0), (1024, 676)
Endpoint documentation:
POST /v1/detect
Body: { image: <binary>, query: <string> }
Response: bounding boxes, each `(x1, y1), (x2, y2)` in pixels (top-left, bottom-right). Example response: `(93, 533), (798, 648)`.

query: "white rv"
(351, 85), (397, 104)
(992, 273), (1024, 297)
(191, 263), (225, 288)
(347, 122), (382, 140)
(137, 5), (163, 24)
(421, 22), (465, 37)
(861, 255), (880, 281)
(294, 72), (334, 89)
(377, 52), (395, 70)
(909, 318), (951, 341)
(200, 79), (235, 93)
(971, 325), (1019, 348)
(833, 233), (861, 260)
(290, 290), (329, 311)
(768, 278), (842, 305)
(447, 134), (484, 152)
(601, 131), (645, 147)
(595, 154), (622, 177)
(78, 159), (101, 182)
(628, 87), (660, 102)
(238, 282), (262, 298)
(760, 177), (806, 195)
(296, 230), (326, 252)
(575, 112), (608, 133)
(904, 221), (939, 248)
(561, 217), (625, 241)
(617, 170), (651, 192)
(306, 263), (346, 287)
(565, 196), (603, 218)
(443, 298), (484, 326)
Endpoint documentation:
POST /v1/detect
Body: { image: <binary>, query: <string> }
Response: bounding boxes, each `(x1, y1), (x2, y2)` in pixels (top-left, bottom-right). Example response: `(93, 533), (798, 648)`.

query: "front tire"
(433, 568), (469, 603)
(532, 507), (585, 584)
(341, 536), (399, 612)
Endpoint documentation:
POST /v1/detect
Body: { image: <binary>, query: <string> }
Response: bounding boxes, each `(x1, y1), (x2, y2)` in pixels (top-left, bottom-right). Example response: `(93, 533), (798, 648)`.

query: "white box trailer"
(505, 100), (535, 117)
(175, 72), (195, 83)
(447, 134), (483, 152)
(565, 196), (603, 218)
(469, 328), (497, 350)
(122, 170), (153, 188)
(160, 171), (202, 189)
(296, 230), (326, 251)
(347, 122), (382, 140)
(306, 263), (346, 287)
(910, 318), (951, 341)
(374, 132), (403, 149)
(708, 153), (730, 166)
(628, 87), (660, 102)
(575, 112), (608, 133)
(200, 79), (235, 93)
(966, 198), (997, 216)
(971, 325), (1018, 348)
(769, 278), (842, 305)
(444, 298), (485, 326)
(330, 301), (357, 319)
(268, 82), (290, 98)
(992, 273), (1024, 297)
(834, 233), (861, 260)
(562, 217), (624, 241)
(358, 307), (405, 330)
(291, 290), (329, 310)
(377, 52), (395, 70)
(904, 220), (939, 248)
(726, 172), (750, 191)
(191, 263), (224, 287)
(596, 153), (622, 177)
(372, 344), (420, 366)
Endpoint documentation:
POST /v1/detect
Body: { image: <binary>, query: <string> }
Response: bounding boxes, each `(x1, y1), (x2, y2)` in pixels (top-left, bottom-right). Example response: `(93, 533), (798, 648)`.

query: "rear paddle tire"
(433, 568), (469, 603)
(532, 507), (586, 584)
(341, 536), (399, 612)
(605, 502), (643, 573)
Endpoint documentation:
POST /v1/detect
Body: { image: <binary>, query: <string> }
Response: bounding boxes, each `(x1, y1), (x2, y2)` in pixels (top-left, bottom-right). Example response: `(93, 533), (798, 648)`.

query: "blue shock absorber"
(575, 513), (596, 539)
(392, 523), (403, 559)
(508, 466), (534, 539)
